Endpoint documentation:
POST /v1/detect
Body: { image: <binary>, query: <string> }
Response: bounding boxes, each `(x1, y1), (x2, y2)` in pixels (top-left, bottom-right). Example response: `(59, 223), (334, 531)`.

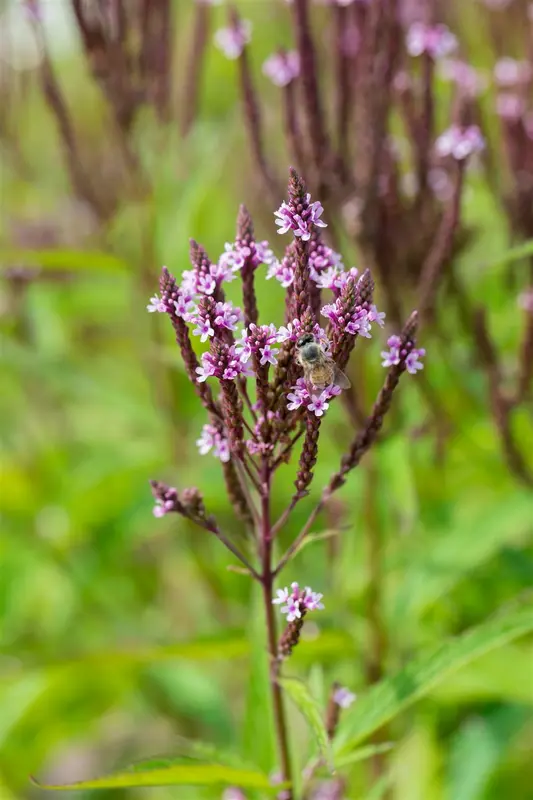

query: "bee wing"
(332, 365), (351, 390)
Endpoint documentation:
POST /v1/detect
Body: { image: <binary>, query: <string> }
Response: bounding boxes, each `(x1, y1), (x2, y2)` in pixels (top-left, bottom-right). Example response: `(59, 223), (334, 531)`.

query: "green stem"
(261, 463), (293, 798)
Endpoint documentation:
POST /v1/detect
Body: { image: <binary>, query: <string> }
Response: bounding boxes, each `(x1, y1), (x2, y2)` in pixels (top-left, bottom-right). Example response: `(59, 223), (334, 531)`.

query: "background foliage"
(1, 1), (532, 798)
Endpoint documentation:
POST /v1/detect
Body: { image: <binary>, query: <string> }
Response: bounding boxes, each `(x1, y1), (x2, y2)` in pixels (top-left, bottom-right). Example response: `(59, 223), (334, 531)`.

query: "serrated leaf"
(278, 677), (331, 763)
(32, 763), (281, 792)
(335, 603), (533, 754)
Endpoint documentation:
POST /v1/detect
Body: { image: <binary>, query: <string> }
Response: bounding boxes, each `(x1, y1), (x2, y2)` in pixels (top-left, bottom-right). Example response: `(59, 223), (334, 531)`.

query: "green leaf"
(336, 603), (533, 753)
(482, 238), (533, 272)
(446, 705), (530, 800)
(32, 764), (280, 792)
(391, 490), (533, 620)
(4, 629), (355, 688)
(334, 742), (395, 770)
(278, 677), (330, 762)
(0, 248), (129, 273)
(0, 777), (17, 800)
(433, 643), (533, 706)
(280, 529), (340, 561)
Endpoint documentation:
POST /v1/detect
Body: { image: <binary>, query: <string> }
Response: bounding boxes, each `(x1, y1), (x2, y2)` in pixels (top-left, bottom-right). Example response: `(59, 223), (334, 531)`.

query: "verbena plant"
(32, 171), (533, 798)
(3, 1), (533, 798)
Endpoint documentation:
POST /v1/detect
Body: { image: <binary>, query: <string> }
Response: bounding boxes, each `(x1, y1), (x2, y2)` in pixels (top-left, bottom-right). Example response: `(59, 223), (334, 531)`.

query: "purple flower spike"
(262, 50), (300, 87)
(214, 19), (252, 60)
(274, 193), (327, 241)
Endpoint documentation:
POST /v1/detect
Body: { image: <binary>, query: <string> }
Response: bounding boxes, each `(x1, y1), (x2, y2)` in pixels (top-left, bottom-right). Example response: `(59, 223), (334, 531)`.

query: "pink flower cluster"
(406, 22), (457, 60)
(287, 378), (342, 418)
(272, 581), (324, 622)
(196, 424), (230, 463)
(277, 320), (330, 347)
(236, 323), (281, 366)
(313, 265), (360, 292)
(196, 345), (251, 382)
(262, 50), (300, 87)
(381, 335), (425, 374)
(435, 124), (485, 160)
(321, 298), (385, 338)
(274, 193), (327, 241)
(147, 285), (197, 319)
(266, 242), (356, 292)
(266, 254), (295, 288)
(219, 239), (276, 272)
(191, 300), (243, 342)
(180, 259), (235, 298)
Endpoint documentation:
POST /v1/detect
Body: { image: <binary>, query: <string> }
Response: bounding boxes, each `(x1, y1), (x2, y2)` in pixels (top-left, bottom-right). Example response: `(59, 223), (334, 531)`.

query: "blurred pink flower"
(406, 22), (457, 59)
(494, 58), (532, 87)
(214, 19), (252, 60)
(435, 124), (485, 160)
(262, 51), (300, 87)
(496, 93), (525, 120)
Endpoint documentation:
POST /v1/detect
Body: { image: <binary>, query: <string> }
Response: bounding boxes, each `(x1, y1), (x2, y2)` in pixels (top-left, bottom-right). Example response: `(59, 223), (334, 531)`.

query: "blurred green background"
(1, 1), (533, 798)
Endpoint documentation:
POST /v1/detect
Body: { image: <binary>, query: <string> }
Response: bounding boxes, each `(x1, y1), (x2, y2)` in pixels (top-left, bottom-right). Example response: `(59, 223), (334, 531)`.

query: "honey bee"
(295, 333), (351, 391)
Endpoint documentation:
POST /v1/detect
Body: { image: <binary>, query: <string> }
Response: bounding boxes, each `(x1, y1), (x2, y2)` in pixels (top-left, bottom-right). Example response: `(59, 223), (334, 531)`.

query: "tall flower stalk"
(149, 169), (424, 796)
